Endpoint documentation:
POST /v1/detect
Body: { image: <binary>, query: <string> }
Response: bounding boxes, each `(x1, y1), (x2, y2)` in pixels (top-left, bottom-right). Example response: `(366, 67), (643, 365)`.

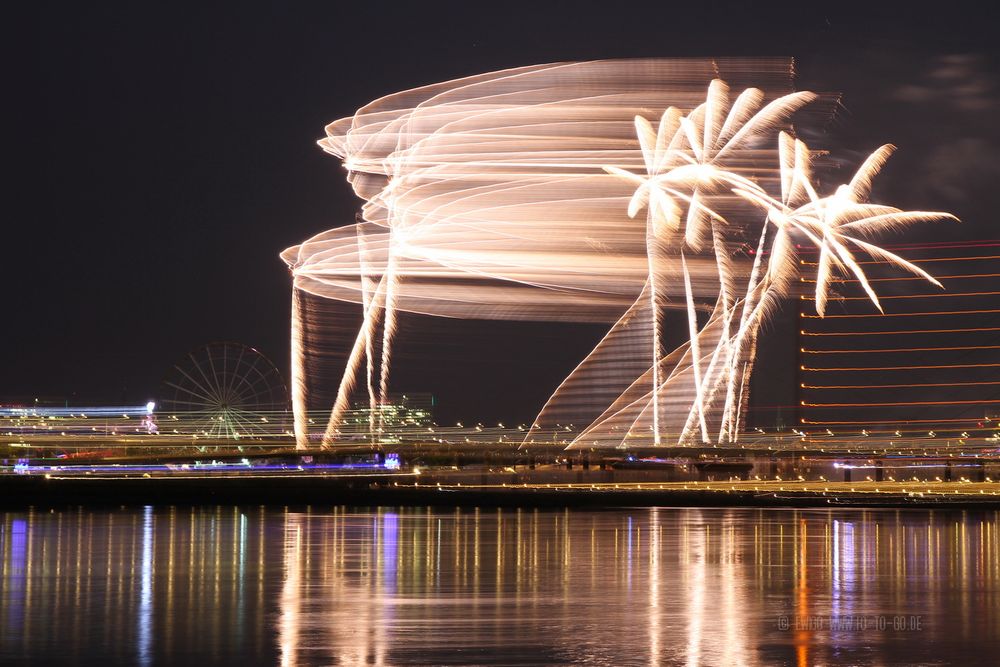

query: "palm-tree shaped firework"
(734, 133), (956, 316)
(605, 82), (955, 446)
(605, 80), (814, 443)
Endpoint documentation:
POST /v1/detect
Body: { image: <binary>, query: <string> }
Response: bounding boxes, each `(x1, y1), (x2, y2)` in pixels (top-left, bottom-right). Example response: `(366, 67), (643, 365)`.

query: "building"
(337, 393), (435, 443)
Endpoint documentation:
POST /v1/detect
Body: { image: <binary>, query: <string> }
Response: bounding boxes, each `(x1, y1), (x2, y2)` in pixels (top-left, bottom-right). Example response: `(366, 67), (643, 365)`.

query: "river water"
(1, 506), (997, 666)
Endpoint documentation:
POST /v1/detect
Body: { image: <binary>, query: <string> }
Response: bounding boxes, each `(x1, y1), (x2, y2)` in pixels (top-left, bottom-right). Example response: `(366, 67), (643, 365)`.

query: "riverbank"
(4, 469), (1000, 509)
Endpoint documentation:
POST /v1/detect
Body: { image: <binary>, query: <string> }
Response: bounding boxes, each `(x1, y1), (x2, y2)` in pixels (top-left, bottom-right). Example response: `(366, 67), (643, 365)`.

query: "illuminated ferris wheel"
(160, 342), (288, 439)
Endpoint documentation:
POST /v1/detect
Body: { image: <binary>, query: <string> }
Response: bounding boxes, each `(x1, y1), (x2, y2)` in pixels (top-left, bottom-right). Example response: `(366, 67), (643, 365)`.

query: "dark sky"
(9, 1), (1000, 424)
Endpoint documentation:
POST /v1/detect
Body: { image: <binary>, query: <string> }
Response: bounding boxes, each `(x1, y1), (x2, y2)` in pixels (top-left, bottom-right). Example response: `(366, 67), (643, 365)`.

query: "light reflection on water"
(1, 506), (998, 666)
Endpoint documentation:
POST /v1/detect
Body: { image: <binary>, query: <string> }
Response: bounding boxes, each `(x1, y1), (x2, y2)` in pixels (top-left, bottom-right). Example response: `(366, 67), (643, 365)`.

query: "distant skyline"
(10, 1), (1000, 425)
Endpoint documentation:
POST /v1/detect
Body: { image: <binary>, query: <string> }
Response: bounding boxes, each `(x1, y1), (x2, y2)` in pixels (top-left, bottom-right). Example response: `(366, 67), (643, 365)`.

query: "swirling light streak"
(283, 59), (954, 449)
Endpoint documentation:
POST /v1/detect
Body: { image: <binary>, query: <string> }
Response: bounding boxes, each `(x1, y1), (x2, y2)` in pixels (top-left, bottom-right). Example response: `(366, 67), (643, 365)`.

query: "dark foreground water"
(1, 507), (998, 666)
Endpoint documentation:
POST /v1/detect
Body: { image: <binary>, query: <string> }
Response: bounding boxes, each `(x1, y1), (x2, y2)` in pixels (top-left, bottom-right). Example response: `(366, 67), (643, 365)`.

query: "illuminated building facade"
(336, 393), (434, 443)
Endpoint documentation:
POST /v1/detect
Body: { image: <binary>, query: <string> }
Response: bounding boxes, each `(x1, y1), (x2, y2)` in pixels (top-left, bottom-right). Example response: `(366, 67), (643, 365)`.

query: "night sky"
(10, 1), (999, 425)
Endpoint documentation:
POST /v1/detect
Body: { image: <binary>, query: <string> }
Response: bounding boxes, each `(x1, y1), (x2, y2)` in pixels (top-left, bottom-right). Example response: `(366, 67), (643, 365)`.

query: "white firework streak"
(720, 221), (770, 442)
(320, 276), (387, 447)
(681, 252), (710, 443)
(290, 285), (310, 449)
(318, 224), (387, 447)
(358, 224), (381, 442)
(378, 251), (399, 425)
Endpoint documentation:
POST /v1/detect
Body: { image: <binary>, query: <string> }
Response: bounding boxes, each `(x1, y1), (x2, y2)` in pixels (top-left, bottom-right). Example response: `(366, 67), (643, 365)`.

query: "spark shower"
(282, 59), (955, 450)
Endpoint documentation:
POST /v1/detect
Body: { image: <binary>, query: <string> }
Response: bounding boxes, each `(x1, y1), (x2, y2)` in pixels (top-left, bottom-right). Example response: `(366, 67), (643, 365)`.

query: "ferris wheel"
(160, 342), (288, 439)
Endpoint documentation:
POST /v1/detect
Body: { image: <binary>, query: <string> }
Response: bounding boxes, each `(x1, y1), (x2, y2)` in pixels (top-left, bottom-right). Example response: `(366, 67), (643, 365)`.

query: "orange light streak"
(801, 309), (1000, 319)
(801, 272), (1000, 283)
(800, 254), (1000, 266)
(802, 344), (1000, 354)
(803, 380), (1000, 389)
(800, 417), (989, 425)
(802, 399), (1000, 407)
(801, 363), (1000, 371)
(801, 327), (1000, 336)
(800, 291), (1000, 301)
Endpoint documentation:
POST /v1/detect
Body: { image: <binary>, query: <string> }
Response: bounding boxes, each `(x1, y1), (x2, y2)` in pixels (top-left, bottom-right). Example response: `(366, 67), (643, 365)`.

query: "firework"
(283, 59), (954, 449)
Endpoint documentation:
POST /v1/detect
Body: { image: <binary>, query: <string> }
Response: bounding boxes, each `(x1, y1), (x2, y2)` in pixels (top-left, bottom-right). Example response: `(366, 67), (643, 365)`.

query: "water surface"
(1, 506), (997, 666)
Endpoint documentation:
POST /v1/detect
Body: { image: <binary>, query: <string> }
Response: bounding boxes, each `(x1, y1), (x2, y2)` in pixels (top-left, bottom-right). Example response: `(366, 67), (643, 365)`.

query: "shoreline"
(4, 471), (1000, 510)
